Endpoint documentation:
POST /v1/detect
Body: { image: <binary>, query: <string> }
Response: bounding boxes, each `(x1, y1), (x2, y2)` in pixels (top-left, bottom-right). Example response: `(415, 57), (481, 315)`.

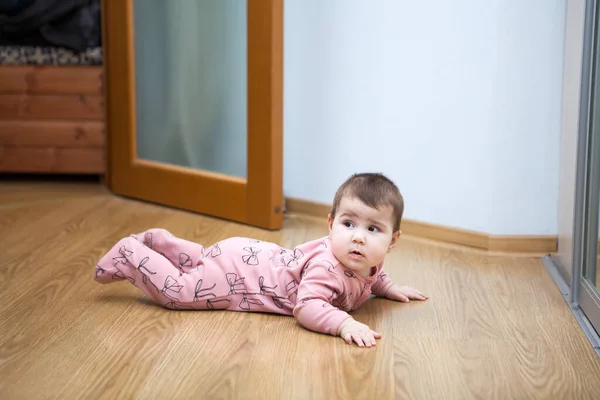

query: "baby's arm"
(292, 263), (352, 336)
(293, 263), (381, 347)
(370, 270), (396, 298)
(371, 268), (428, 302)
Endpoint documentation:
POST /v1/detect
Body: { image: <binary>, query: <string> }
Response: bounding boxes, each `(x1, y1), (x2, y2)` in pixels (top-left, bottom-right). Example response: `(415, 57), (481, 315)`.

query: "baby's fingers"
(358, 332), (379, 347)
(353, 334), (367, 347)
(410, 291), (428, 300)
(353, 333), (370, 347)
(365, 333), (378, 347)
(371, 330), (382, 339)
(341, 332), (353, 345)
(399, 294), (410, 302)
(407, 288), (428, 300)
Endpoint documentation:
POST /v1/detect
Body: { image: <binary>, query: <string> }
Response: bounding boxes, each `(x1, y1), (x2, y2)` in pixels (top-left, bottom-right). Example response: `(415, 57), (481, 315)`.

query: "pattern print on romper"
(242, 247), (261, 266)
(286, 248), (304, 267)
(112, 246), (135, 283)
(270, 247), (288, 268)
(272, 279), (297, 309)
(194, 279), (216, 301)
(205, 243), (222, 258)
(226, 273), (247, 295)
(177, 253), (193, 272)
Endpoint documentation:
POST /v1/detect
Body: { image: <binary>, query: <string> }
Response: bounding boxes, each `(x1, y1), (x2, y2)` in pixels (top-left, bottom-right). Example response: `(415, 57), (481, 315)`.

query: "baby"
(93, 172), (427, 347)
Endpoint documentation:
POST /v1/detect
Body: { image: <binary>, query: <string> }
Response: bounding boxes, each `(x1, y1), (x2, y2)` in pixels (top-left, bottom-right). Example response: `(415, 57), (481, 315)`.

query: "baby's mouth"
(349, 249), (364, 258)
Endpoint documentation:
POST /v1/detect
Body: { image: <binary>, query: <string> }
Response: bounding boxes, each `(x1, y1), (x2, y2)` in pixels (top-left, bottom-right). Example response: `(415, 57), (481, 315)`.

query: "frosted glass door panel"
(133, 0), (247, 178)
(581, 2), (600, 339)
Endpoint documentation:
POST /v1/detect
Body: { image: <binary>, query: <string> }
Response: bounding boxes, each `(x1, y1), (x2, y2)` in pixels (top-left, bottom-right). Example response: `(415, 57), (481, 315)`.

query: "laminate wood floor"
(1, 178), (599, 400)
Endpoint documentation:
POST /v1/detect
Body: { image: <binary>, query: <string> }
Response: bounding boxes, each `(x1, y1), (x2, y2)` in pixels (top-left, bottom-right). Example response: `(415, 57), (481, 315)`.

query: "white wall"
(283, 0), (567, 235)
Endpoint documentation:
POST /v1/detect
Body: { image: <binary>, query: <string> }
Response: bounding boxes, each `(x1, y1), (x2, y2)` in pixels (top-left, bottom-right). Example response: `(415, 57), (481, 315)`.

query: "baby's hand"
(338, 318), (382, 347)
(386, 284), (428, 302)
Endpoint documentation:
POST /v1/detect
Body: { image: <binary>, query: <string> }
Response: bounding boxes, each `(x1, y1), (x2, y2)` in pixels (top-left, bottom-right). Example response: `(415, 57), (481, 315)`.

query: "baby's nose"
(352, 234), (365, 244)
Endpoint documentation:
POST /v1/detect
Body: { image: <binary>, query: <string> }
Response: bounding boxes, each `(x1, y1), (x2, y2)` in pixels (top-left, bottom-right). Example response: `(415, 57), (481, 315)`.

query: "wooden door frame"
(101, 0), (283, 230)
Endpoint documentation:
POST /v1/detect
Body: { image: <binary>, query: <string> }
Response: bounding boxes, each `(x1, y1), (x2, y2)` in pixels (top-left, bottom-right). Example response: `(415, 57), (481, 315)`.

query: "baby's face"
(328, 196), (400, 277)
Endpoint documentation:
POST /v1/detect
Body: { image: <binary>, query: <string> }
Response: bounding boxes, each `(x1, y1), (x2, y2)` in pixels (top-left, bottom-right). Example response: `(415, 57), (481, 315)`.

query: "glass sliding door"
(579, 12), (600, 331)
(544, 0), (600, 356)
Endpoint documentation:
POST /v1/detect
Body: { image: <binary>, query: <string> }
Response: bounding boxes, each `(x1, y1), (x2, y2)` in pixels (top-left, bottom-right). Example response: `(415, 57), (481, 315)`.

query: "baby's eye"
(368, 226), (380, 232)
(343, 220), (354, 228)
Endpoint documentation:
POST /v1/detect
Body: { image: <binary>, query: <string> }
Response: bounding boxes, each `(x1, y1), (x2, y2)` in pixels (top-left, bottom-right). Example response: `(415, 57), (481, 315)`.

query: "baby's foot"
(130, 232), (154, 249)
(93, 239), (137, 284)
(94, 264), (113, 283)
(93, 263), (134, 284)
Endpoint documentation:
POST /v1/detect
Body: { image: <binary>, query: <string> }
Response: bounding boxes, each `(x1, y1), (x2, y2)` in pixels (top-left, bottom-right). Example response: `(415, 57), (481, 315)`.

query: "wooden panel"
(284, 197), (331, 218)
(100, 2), (112, 188)
(127, 160), (248, 223)
(0, 147), (105, 173)
(0, 120), (105, 148)
(246, 0), (284, 228)
(488, 235), (558, 253)
(401, 218), (491, 250)
(0, 94), (104, 121)
(0, 66), (103, 95)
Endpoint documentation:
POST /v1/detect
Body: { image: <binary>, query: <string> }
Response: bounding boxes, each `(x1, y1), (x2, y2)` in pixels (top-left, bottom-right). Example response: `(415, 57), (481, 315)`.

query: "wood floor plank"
(0, 180), (599, 399)
(0, 196), (133, 293)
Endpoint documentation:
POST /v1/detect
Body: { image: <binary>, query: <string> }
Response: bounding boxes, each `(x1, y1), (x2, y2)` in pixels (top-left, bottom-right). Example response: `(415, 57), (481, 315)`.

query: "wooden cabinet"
(0, 65), (106, 174)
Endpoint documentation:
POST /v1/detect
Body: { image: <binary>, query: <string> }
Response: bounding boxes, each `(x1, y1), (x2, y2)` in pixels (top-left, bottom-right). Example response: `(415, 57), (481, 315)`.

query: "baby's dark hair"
(330, 173), (404, 231)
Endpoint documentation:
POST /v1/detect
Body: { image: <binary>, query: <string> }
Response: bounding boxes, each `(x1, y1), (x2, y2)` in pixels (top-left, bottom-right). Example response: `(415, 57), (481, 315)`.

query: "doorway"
(102, 0), (284, 230)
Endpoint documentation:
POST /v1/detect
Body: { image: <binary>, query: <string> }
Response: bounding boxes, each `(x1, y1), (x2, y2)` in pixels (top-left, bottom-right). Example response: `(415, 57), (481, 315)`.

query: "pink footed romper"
(93, 228), (395, 336)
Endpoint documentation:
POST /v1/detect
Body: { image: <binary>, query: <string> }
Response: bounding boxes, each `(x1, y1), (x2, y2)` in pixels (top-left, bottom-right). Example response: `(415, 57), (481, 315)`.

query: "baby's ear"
(388, 230), (402, 252)
(328, 214), (333, 232)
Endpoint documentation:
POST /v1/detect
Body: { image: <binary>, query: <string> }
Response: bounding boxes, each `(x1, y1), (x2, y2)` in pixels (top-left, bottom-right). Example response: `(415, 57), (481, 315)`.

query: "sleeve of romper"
(292, 263), (352, 336)
(370, 266), (396, 298)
